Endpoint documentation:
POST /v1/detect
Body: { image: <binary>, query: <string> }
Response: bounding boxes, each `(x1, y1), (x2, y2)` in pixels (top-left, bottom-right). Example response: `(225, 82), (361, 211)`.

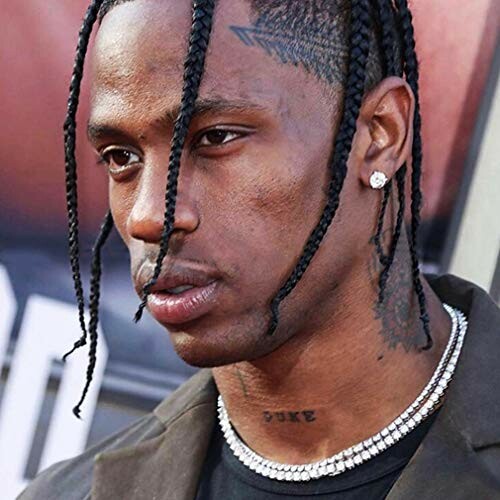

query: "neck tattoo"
(217, 304), (467, 482)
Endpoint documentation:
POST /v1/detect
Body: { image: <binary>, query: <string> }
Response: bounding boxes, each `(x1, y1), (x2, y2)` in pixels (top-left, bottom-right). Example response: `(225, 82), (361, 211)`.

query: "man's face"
(89, 0), (373, 366)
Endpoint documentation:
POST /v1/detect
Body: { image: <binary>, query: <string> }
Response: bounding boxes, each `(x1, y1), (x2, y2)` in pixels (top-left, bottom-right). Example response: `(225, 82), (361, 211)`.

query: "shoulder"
(18, 370), (215, 500)
(429, 274), (500, 481)
(17, 413), (163, 500)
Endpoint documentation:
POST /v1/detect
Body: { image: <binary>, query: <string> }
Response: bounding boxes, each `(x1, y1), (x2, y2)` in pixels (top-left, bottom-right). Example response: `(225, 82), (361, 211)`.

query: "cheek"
(200, 146), (330, 295)
(108, 180), (135, 245)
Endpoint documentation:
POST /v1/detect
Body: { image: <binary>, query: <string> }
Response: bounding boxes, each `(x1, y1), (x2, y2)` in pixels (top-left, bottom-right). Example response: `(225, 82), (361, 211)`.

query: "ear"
(355, 77), (415, 188)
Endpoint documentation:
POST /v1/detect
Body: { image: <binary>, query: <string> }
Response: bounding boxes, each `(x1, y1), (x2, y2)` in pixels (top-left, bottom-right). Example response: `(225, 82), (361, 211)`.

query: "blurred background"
(1, 1), (499, 498)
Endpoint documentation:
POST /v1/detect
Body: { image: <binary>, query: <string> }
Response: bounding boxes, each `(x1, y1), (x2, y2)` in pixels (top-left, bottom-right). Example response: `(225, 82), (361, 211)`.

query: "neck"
(212, 237), (451, 464)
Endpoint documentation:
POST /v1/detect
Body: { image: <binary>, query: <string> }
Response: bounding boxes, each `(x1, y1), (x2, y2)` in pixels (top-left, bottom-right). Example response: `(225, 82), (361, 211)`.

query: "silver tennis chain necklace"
(217, 304), (467, 482)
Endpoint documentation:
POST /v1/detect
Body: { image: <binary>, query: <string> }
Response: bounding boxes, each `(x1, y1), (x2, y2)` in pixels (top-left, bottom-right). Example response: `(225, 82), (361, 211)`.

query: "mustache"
(132, 252), (221, 287)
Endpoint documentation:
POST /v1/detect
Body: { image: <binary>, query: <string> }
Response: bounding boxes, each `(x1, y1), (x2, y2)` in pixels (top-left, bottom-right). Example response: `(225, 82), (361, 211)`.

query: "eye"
(99, 148), (141, 174)
(196, 129), (242, 148)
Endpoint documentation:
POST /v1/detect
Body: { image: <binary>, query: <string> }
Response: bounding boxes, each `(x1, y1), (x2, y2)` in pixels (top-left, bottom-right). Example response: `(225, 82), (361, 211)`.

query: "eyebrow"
(87, 97), (269, 142)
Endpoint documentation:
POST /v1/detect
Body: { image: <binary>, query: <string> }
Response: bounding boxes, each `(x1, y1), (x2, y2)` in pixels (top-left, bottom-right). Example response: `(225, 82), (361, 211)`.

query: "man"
(20, 0), (500, 498)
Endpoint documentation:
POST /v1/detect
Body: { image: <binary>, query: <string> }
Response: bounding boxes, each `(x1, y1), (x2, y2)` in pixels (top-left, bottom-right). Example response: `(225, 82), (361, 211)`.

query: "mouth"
(164, 284), (198, 295)
(140, 264), (221, 325)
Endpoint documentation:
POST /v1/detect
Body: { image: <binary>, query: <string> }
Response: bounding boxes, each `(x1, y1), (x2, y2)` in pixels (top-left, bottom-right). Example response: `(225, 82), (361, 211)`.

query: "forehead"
(91, 0), (328, 118)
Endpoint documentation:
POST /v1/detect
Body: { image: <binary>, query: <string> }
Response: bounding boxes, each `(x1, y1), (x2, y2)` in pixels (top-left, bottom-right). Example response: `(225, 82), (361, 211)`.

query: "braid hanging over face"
(266, 0), (372, 335)
(62, 0), (216, 416)
(72, 211), (114, 418)
(63, 0), (431, 417)
(133, 0), (216, 323)
(63, 0), (105, 362)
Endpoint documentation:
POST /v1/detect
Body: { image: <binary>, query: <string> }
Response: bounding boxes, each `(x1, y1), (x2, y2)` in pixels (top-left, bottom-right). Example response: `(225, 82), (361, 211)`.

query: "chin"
(166, 316), (277, 368)
(169, 330), (243, 368)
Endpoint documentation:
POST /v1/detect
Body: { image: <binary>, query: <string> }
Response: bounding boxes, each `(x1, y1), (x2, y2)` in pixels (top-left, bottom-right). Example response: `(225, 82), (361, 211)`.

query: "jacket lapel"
(389, 275), (500, 498)
(91, 370), (217, 500)
(387, 411), (500, 499)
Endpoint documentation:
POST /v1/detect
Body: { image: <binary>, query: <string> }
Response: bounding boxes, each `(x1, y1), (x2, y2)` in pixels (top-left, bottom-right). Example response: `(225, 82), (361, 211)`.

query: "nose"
(127, 169), (199, 244)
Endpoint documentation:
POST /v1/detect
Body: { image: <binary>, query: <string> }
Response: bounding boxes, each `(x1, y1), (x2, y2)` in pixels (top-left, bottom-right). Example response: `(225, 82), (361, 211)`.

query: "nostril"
(172, 201), (200, 233)
(127, 208), (164, 244)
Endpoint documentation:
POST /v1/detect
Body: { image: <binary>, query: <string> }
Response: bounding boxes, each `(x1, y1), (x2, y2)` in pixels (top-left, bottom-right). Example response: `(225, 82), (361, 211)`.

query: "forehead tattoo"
(230, 5), (350, 85)
(230, 0), (385, 89)
(63, 0), (430, 417)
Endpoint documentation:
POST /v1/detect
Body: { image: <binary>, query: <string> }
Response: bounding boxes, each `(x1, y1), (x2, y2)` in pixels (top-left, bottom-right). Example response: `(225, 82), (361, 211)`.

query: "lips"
(137, 262), (221, 325)
(148, 281), (219, 324)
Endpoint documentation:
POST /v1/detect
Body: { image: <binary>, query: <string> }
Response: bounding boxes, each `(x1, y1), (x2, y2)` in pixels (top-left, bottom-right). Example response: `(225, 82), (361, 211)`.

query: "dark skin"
(89, 0), (451, 464)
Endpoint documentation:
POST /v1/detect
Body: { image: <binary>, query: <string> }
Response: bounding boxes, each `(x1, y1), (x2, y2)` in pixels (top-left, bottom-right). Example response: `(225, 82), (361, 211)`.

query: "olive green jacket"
(19, 275), (500, 499)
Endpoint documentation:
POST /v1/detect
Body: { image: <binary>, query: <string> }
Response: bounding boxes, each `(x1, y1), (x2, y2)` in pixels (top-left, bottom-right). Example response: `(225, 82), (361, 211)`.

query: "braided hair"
(71, 211), (114, 418)
(63, 0), (105, 364)
(62, 0), (216, 417)
(394, 0), (432, 349)
(266, 0), (428, 344)
(134, 0), (216, 323)
(370, 0), (408, 305)
(63, 0), (431, 416)
(267, 0), (372, 334)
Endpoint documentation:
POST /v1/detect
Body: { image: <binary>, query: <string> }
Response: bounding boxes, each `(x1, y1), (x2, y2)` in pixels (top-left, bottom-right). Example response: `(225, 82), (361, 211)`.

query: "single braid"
(63, 0), (105, 361)
(370, 0), (408, 304)
(394, 0), (432, 349)
(134, 0), (216, 323)
(72, 211), (114, 419)
(267, 0), (372, 335)
(373, 182), (392, 267)
(370, 0), (397, 268)
(378, 166), (406, 303)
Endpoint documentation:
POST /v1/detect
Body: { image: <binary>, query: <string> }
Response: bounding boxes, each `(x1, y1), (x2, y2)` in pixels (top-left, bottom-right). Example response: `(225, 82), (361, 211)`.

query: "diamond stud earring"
(369, 171), (388, 190)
